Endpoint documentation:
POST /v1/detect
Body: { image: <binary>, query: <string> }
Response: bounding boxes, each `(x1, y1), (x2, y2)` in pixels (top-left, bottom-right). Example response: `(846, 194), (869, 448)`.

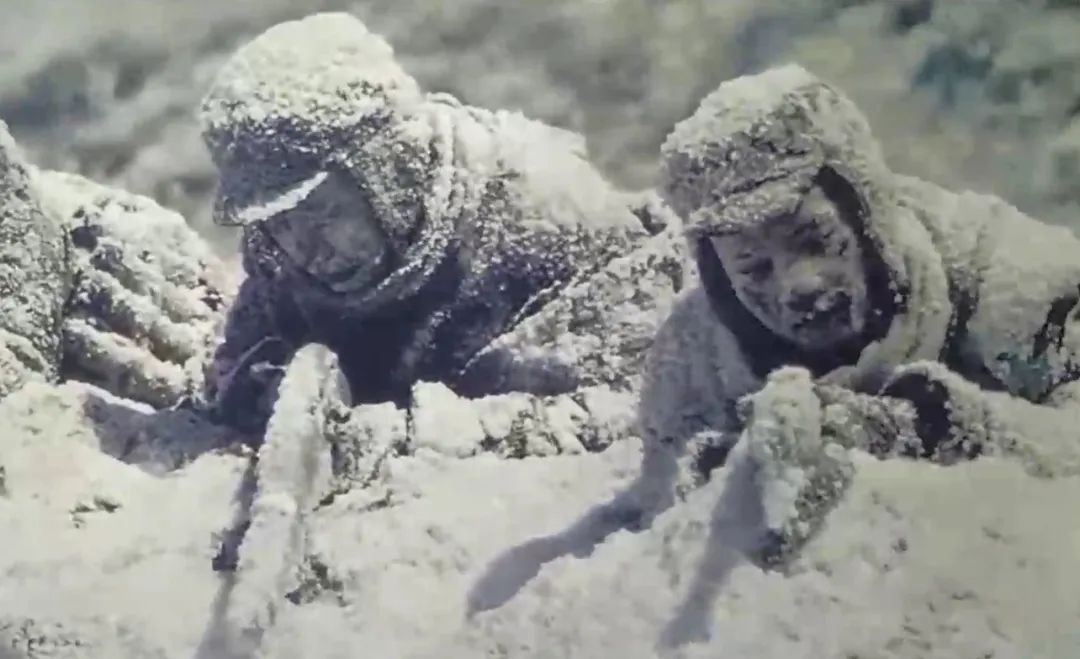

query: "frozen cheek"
(740, 280), (783, 327)
(306, 223), (360, 275)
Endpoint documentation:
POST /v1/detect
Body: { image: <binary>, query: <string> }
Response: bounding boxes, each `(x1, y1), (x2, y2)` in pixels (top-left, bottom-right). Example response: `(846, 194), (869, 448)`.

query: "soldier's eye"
(740, 259), (774, 281)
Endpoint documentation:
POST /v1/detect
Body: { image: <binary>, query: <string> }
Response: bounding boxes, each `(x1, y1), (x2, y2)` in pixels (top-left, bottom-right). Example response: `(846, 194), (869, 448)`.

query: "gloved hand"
(879, 361), (988, 463)
(814, 381), (921, 458)
(205, 336), (294, 435)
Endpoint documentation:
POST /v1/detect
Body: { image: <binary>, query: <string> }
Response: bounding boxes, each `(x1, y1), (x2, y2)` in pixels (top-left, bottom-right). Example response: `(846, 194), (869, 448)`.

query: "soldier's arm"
(456, 217), (689, 399)
(203, 273), (304, 435)
(874, 194), (1080, 477)
(878, 361), (1080, 478)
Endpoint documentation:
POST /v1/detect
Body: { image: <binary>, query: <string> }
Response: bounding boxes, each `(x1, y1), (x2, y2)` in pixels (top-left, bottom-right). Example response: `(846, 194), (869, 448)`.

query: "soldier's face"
(709, 184), (869, 350)
(260, 169), (393, 294)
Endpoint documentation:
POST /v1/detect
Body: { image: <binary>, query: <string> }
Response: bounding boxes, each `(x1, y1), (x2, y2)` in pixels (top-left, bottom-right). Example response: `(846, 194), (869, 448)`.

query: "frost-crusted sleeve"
(893, 192), (1080, 474)
(204, 233), (309, 431)
(455, 219), (689, 399)
(390, 196), (683, 457)
(885, 361), (1080, 478)
(957, 192), (1080, 402)
(972, 381), (1080, 477)
(0, 124), (69, 397)
(636, 286), (761, 485)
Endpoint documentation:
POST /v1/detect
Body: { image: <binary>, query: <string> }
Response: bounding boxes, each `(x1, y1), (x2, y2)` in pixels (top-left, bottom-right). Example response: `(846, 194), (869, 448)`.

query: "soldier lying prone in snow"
(189, 15), (692, 643)
(647, 63), (1080, 564)
(473, 65), (1080, 601)
(197, 13), (689, 461)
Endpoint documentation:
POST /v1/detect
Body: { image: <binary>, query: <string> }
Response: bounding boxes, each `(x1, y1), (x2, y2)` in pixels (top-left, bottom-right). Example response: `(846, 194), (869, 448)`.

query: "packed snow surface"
(1, 377), (1078, 657)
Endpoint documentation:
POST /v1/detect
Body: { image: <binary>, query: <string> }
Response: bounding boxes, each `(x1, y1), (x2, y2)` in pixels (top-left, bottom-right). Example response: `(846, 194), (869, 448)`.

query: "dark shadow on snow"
(194, 456), (260, 659)
(471, 438), (779, 646)
(656, 449), (769, 650)
(465, 494), (647, 616)
(465, 433), (683, 617)
(79, 388), (239, 474)
(77, 386), (263, 656)
(467, 430), (774, 651)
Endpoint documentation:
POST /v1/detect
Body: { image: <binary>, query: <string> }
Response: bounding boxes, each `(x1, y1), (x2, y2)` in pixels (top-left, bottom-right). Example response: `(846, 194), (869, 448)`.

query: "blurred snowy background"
(2, 0), (1079, 254)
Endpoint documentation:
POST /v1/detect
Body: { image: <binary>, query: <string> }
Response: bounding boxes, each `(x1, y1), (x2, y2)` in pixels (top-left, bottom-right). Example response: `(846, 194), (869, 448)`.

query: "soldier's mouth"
(793, 294), (851, 331)
(280, 247), (389, 295)
(314, 259), (383, 290)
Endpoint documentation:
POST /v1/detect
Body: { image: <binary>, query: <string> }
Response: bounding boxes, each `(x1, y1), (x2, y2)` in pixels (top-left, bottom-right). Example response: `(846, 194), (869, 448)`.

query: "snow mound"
(0, 382), (246, 657)
(2, 368), (1078, 657)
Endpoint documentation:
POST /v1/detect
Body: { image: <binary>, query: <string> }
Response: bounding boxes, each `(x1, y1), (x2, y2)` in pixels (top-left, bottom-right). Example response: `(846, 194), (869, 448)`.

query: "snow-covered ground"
(2, 376), (1078, 657)
(3, 0), (1080, 253)
(2, 3), (1080, 658)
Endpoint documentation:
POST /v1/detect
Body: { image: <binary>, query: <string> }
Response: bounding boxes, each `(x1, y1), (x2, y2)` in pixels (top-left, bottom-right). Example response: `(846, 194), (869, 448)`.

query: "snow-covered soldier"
(647, 63), (1080, 563)
(198, 13), (687, 441)
(194, 17), (687, 629)
(0, 120), (225, 406)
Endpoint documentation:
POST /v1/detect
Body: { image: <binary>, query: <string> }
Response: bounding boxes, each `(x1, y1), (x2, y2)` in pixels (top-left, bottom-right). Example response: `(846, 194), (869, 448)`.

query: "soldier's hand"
(879, 361), (986, 463)
(814, 382), (921, 458)
(205, 336), (294, 435)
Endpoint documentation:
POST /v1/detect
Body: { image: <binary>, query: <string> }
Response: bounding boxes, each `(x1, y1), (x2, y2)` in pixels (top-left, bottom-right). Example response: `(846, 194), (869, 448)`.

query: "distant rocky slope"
(2, 0), (1079, 250)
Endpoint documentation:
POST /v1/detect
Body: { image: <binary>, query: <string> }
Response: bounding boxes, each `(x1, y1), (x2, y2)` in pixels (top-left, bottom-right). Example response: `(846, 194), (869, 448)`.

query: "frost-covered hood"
(198, 13), (459, 312)
(200, 13), (649, 400)
(661, 65), (952, 387)
(200, 12), (639, 321)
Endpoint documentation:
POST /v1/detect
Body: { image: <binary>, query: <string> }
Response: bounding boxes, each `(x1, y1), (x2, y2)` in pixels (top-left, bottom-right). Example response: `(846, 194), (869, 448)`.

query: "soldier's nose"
(783, 267), (829, 313)
(787, 289), (826, 314)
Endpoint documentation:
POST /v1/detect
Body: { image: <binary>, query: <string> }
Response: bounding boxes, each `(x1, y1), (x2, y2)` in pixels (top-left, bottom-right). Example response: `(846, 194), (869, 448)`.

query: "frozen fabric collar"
(334, 102), (472, 313)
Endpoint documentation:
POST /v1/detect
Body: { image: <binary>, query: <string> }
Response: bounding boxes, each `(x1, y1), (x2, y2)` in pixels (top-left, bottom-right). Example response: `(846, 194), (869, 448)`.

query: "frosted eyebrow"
(235, 170), (330, 226)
